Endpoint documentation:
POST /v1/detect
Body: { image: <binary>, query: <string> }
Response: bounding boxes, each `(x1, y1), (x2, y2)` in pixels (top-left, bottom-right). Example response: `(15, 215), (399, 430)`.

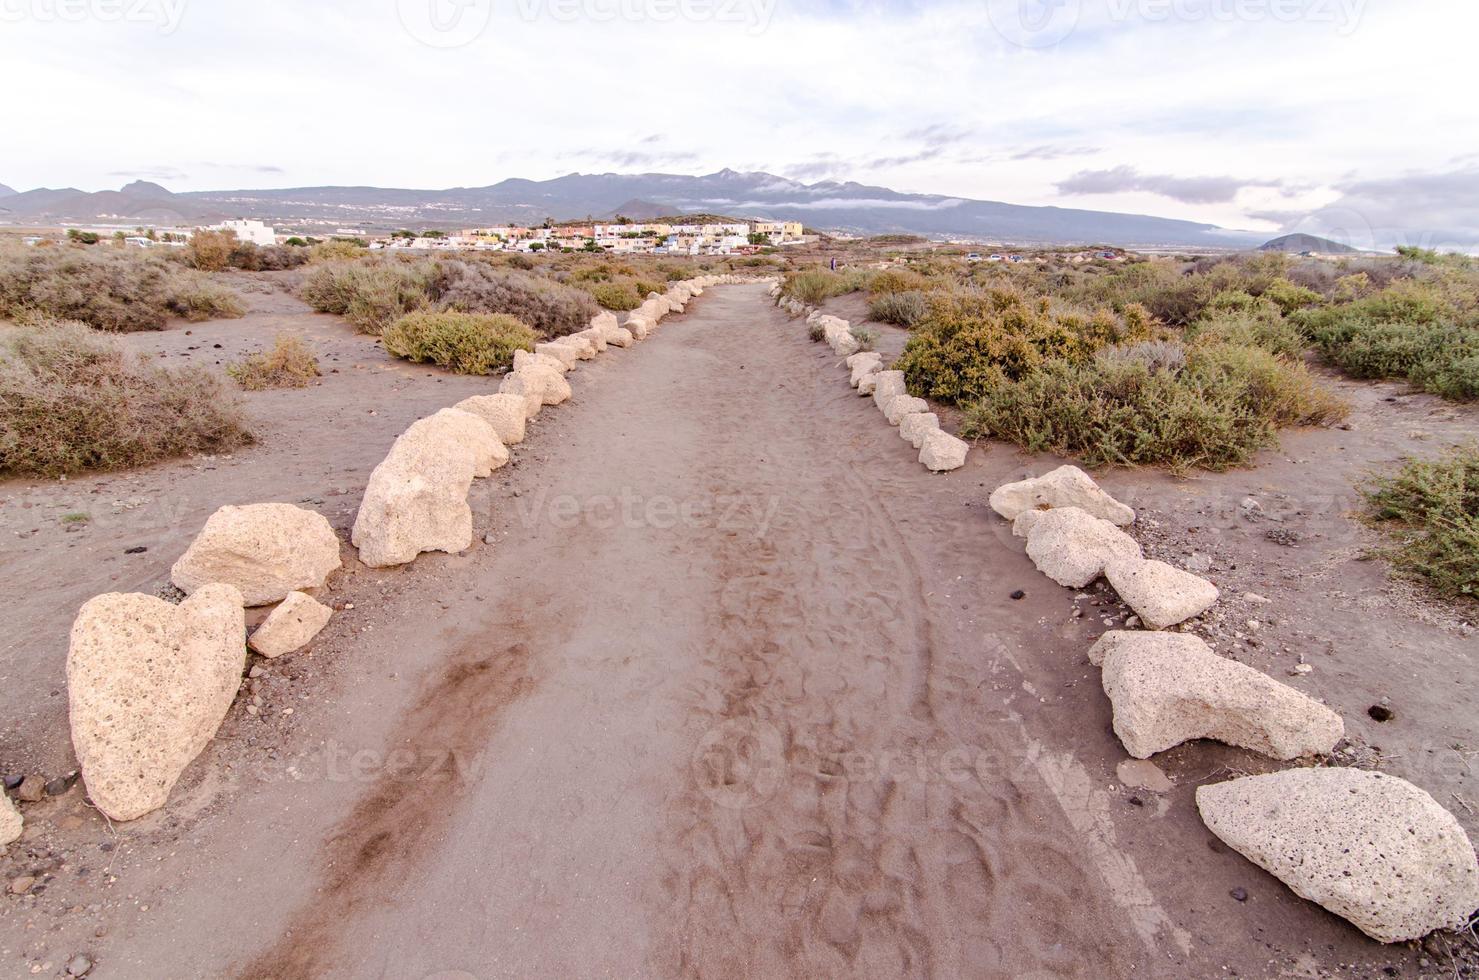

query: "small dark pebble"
(1010, 590), (1026, 601)
(213, 343), (223, 349)
(1128, 796), (1144, 807)
(98, 842), (114, 852)
(46, 773), (76, 796)
(1368, 705), (1395, 723)
(124, 546), (148, 555)
(2, 774), (21, 791)
(1230, 887), (1248, 902)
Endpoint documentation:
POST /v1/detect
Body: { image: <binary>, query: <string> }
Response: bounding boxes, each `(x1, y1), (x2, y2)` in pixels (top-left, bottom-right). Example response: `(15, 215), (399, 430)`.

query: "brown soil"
(1, 281), (1476, 978)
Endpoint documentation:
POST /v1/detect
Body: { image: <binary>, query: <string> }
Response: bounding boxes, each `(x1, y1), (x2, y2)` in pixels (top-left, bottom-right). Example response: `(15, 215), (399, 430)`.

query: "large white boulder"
(432, 407), (508, 478)
(1089, 630), (1344, 760)
(513, 348), (571, 376)
(846, 352), (883, 388)
(500, 365), (570, 418)
(1197, 769), (1479, 943)
(884, 395), (929, 426)
(534, 342), (579, 370)
(248, 591), (333, 659)
(1105, 558), (1219, 629)
(1023, 506), (1142, 588)
(171, 504), (341, 608)
(822, 318), (860, 357)
(351, 414), (481, 568)
(454, 393), (527, 446)
(590, 311), (619, 333)
(550, 334), (596, 360)
(624, 314), (653, 340)
(899, 412), (940, 449)
(919, 430), (969, 472)
(1, 793), (20, 847)
(67, 583), (246, 822)
(871, 371), (907, 411)
(989, 465), (1136, 526)
(606, 327), (634, 348)
(575, 326), (608, 353)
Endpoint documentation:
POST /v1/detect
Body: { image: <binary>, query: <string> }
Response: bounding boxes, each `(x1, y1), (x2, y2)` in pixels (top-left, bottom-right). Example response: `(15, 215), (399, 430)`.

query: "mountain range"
(0, 170), (1266, 248)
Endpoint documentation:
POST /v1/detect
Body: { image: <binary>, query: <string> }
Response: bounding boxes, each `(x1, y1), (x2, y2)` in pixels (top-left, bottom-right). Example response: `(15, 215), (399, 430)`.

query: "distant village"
(23, 217), (815, 257)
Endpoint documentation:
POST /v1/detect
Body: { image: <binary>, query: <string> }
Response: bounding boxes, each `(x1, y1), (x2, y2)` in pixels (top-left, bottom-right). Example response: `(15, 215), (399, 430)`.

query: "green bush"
(0, 320), (253, 476)
(439, 263), (597, 338)
(381, 311), (536, 374)
(1364, 447), (1479, 603)
(1187, 311), (1307, 359)
(298, 260), (437, 335)
(0, 245), (247, 331)
(868, 268), (929, 295)
(868, 290), (929, 327)
(589, 281), (641, 311)
(962, 341), (1346, 473)
(781, 268), (870, 305)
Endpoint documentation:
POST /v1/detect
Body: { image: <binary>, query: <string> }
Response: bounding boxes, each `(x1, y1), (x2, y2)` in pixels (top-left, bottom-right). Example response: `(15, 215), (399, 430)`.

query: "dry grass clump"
(1364, 446), (1479, 603)
(781, 268), (871, 305)
(298, 260), (438, 335)
(0, 244), (247, 331)
(439, 263), (597, 338)
(381, 311), (536, 374)
(0, 320), (253, 476)
(588, 280), (643, 312)
(227, 333), (321, 390)
(868, 290), (929, 327)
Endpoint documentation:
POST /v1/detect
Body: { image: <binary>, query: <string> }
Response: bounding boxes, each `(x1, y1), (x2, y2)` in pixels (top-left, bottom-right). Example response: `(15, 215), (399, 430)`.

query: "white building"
(206, 219), (276, 246)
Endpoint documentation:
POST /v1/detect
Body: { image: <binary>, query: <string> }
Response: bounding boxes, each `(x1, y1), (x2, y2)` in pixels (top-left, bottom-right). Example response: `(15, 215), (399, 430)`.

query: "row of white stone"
(769, 287), (970, 472)
(17, 276), (753, 837)
(990, 465), (1479, 944)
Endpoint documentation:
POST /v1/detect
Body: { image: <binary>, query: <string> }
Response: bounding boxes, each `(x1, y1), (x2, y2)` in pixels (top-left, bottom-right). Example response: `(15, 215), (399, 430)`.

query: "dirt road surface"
(3, 283), (1474, 978)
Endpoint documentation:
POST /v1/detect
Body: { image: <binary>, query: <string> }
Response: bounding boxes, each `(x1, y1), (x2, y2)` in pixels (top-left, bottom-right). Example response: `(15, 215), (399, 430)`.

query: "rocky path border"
(1, 276), (770, 844)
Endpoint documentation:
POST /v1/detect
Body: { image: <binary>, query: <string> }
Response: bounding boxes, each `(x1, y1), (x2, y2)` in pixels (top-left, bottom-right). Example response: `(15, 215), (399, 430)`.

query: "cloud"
(569, 148), (699, 169)
(1010, 144), (1100, 161)
(783, 154), (848, 182)
(1056, 165), (1283, 205)
(109, 166), (189, 181)
(1322, 166), (1479, 247)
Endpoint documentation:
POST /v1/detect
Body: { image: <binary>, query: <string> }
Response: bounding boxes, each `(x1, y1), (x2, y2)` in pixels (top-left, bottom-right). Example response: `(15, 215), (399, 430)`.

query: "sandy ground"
(1, 281), (1477, 978)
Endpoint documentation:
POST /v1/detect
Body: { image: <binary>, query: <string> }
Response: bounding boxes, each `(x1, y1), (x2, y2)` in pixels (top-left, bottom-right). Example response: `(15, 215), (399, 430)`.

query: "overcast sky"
(2, 0), (1476, 246)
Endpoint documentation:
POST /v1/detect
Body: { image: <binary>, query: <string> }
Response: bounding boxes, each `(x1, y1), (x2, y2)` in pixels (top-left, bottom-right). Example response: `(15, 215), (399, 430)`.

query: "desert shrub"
(381, 311), (536, 374)
(962, 342), (1346, 473)
(781, 268), (870, 305)
(307, 239), (367, 263)
(1363, 447), (1479, 603)
(868, 268), (929, 296)
(167, 277), (249, 322)
(589, 281), (642, 311)
(187, 230), (238, 272)
(227, 333), (320, 390)
(439, 263), (597, 338)
(631, 278), (665, 299)
(869, 290), (929, 327)
(298, 260), (437, 335)
(0, 245), (246, 331)
(1095, 339), (1187, 374)
(0, 320), (253, 476)
(227, 242), (308, 272)
(807, 320), (827, 343)
(895, 287), (1150, 403)
(1186, 311), (1307, 359)
(1263, 277), (1322, 315)
(850, 325), (879, 352)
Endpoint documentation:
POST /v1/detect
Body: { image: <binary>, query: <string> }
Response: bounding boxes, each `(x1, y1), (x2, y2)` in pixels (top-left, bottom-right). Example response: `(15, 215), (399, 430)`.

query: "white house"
(206, 219), (276, 246)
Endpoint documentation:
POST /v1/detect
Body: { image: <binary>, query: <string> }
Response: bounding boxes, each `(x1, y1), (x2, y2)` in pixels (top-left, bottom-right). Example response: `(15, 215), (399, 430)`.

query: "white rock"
(1089, 630), (1344, 760)
(624, 314), (653, 340)
(590, 311), (619, 333)
(534, 342), (579, 369)
(351, 414), (481, 568)
(607, 327), (634, 348)
(989, 465), (1136, 526)
(871, 371), (907, 411)
(1105, 558), (1220, 629)
(550, 334), (596, 360)
(899, 412), (940, 449)
(919, 430), (969, 472)
(1012, 509), (1048, 539)
(1023, 507), (1142, 588)
(513, 349), (571, 376)
(171, 504), (341, 608)
(576, 326), (608, 353)
(67, 584), (245, 821)
(1197, 769), (1479, 943)
(432, 408), (508, 478)
(453, 393), (526, 446)
(1, 793), (20, 847)
(846, 351), (883, 387)
(499, 365), (570, 418)
(884, 395), (929, 426)
(248, 591), (333, 659)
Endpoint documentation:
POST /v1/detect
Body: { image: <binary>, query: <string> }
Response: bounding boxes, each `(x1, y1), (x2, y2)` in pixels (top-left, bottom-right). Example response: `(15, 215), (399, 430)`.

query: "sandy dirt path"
(12, 283), (1464, 978)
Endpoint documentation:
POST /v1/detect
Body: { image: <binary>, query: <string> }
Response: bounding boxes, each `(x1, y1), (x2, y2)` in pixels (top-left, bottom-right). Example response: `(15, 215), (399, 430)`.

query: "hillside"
(1260, 233), (1359, 254)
